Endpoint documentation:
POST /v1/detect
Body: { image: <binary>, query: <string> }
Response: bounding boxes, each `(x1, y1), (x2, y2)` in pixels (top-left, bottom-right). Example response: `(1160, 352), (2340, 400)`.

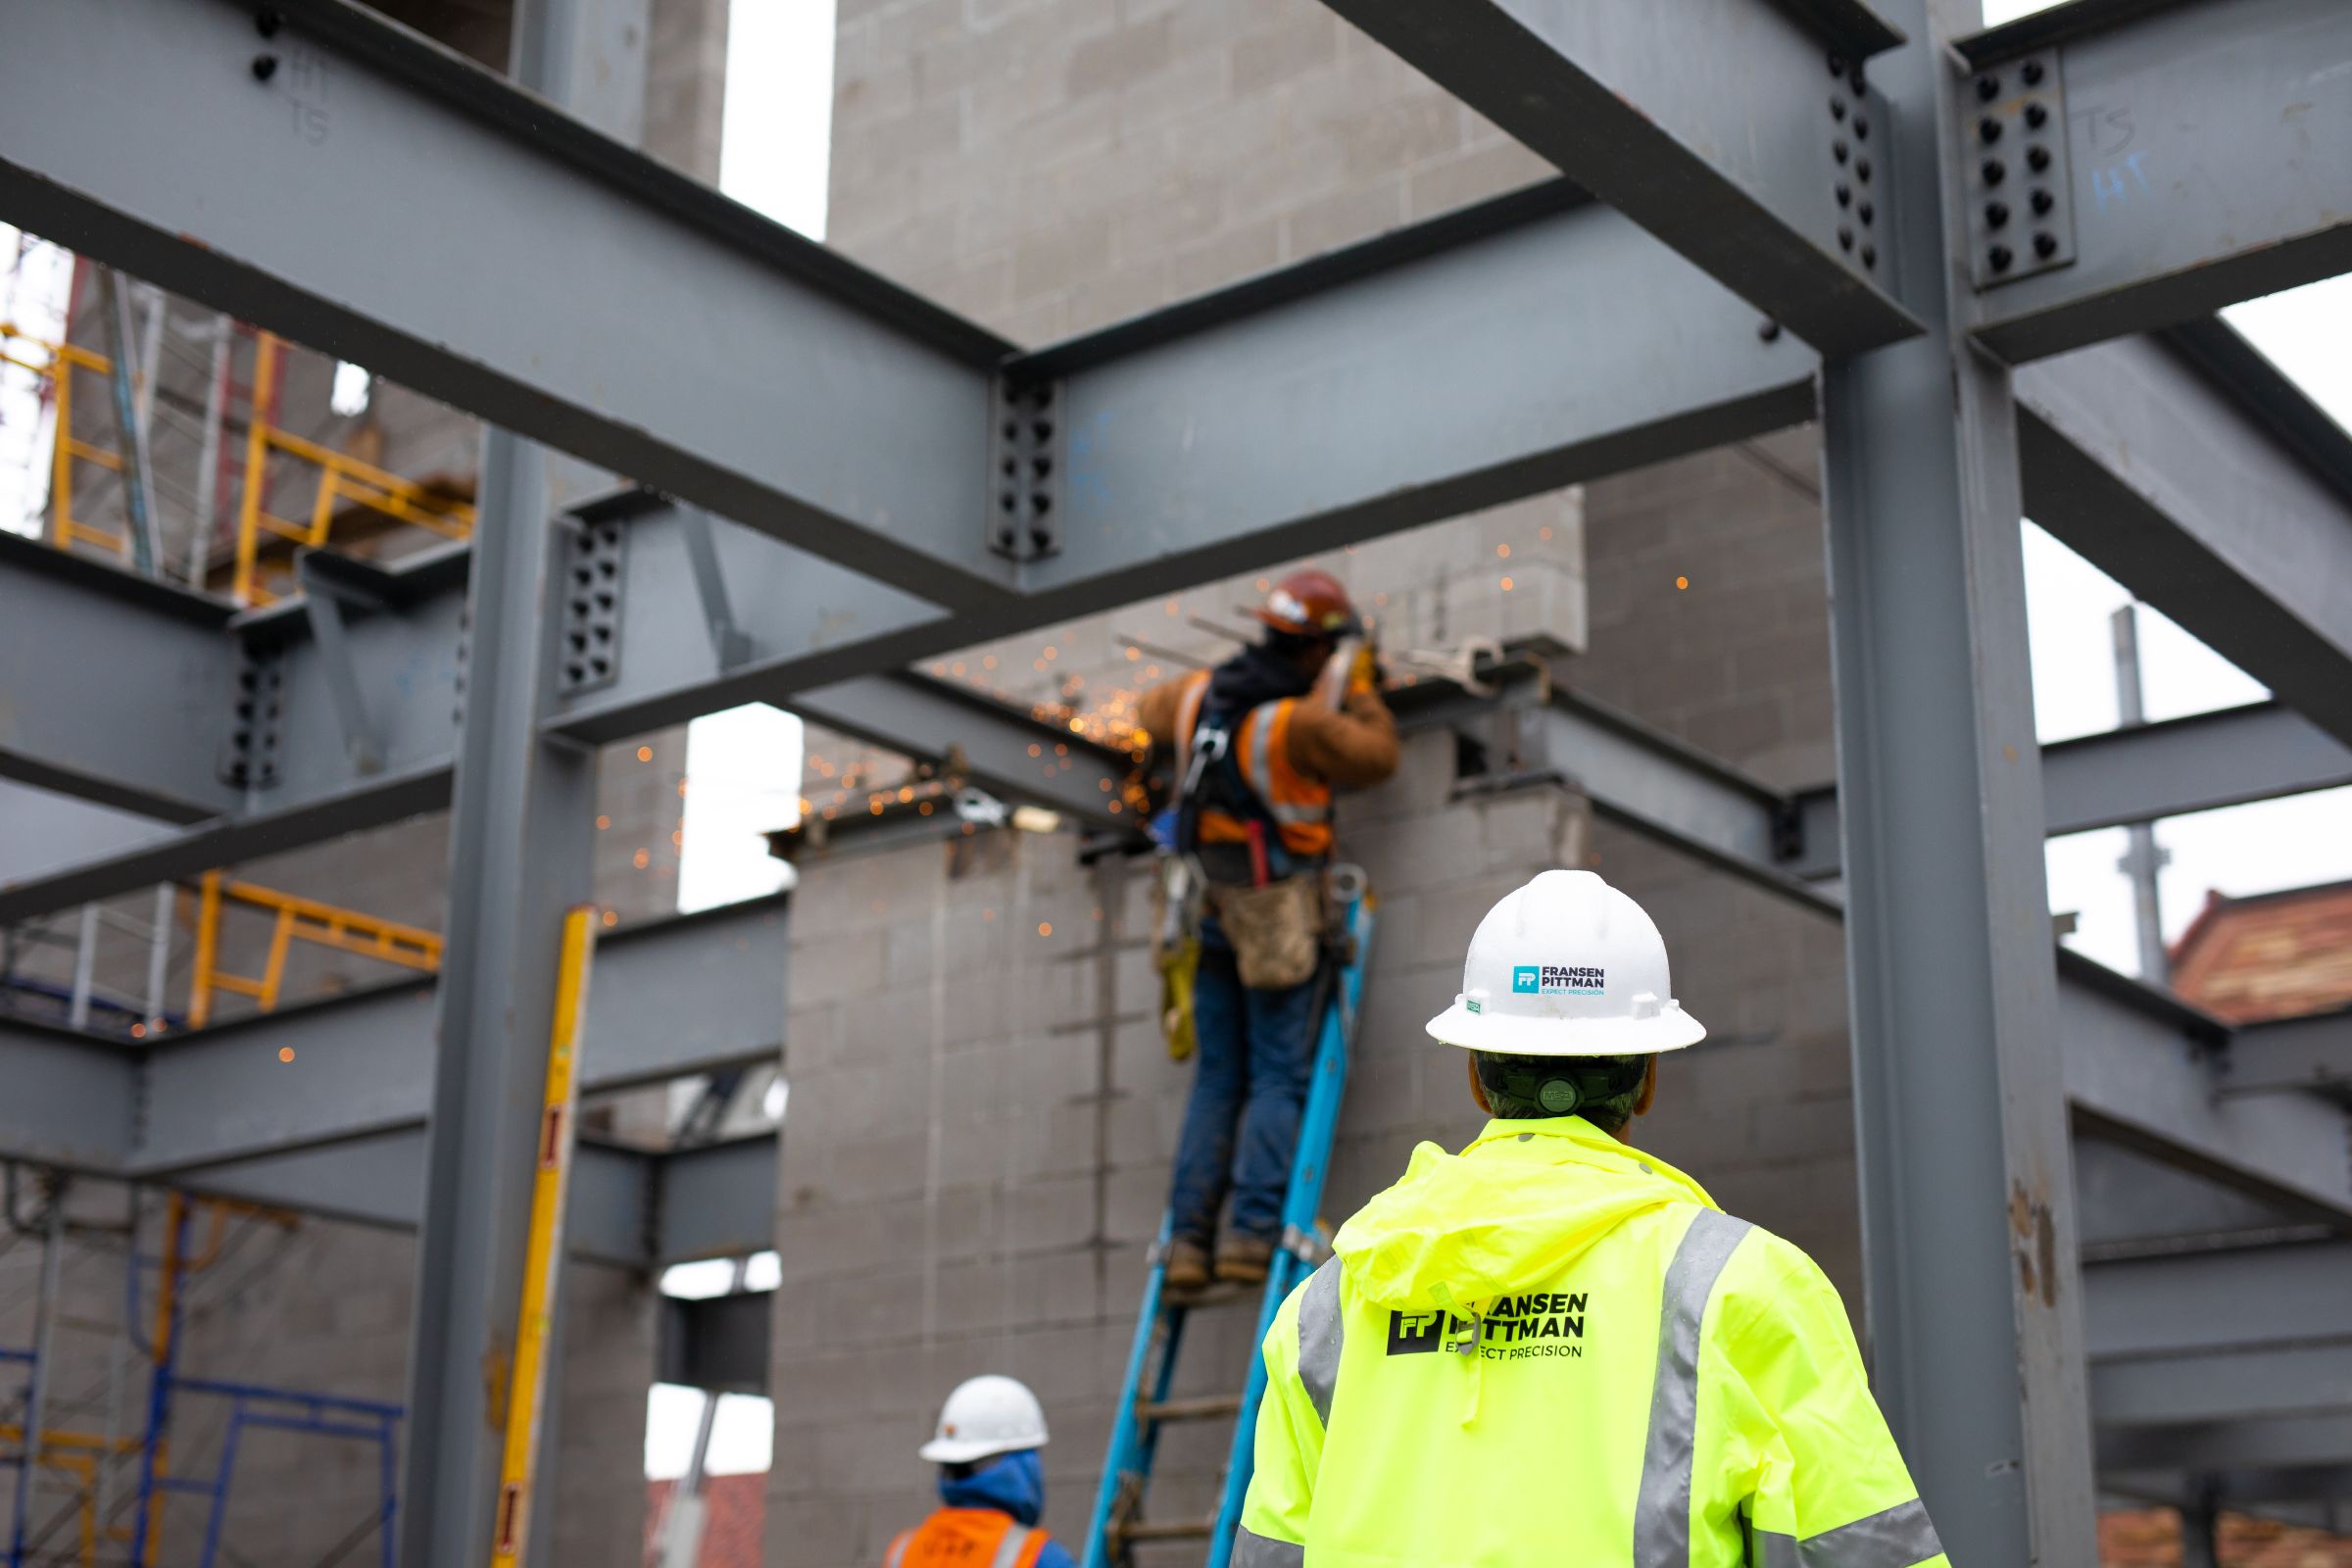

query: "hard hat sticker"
(1511, 964), (1606, 996)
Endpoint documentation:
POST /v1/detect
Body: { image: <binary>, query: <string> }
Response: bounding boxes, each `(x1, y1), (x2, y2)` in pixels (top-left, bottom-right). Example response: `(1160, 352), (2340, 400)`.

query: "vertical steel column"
(1818, 0), (2096, 1561)
(393, 6), (646, 1558)
(394, 421), (594, 1565)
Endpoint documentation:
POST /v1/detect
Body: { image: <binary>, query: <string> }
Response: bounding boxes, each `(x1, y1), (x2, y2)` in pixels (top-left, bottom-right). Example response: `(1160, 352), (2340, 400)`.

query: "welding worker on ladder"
(1137, 569), (1399, 1293)
(887, 1376), (1075, 1568)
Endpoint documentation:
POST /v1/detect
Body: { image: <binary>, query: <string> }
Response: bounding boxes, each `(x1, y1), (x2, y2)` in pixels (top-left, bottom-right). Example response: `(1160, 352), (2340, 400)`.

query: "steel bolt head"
(2033, 230), (2059, 259)
(1856, 156), (1872, 182)
(1834, 139), (1849, 165)
(1857, 200), (1874, 225)
(1983, 157), (2007, 185)
(2022, 59), (2046, 85)
(1831, 95), (1846, 121)
(2026, 145), (2051, 172)
(1976, 73), (2000, 102)
(2025, 102), (2049, 129)
(1988, 243), (2015, 271)
(1980, 116), (2002, 143)
(1829, 52), (1847, 76)
(1985, 200), (2011, 228)
(1836, 180), (1851, 207)
(1854, 115), (1869, 140)
(2030, 187), (2055, 216)
(1838, 224), (1854, 251)
(251, 52), (279, 80)
(1757, 318), (1784, 343)
(1860, 243), (1877, 269)
(255, 7), (283, 36)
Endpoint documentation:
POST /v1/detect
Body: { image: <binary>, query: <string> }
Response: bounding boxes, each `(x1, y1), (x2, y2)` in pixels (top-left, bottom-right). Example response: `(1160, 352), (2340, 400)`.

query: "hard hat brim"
(918, 1434), (1043, 1464)
(1423, 1000), (1707, 1056)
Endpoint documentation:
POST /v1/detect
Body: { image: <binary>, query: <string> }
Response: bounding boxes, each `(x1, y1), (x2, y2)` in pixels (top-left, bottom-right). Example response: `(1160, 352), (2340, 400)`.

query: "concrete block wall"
(764, 738), (1594, 1566)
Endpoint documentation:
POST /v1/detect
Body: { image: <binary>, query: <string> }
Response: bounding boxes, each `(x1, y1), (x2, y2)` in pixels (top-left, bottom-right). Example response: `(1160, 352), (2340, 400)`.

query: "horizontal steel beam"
(1313, 0), (1918, 355)
(1960, 0), (2352, 360)
(2037, 702), (2352, 835)
(178, 1129), (776, 1267)
(0, 0), (1018, 611)
(1016, 190), (1820, 609)
(0, 893), (787, 1176)
(2225, 1007), (2352, 1101)
(2019, 330), (2352, 748)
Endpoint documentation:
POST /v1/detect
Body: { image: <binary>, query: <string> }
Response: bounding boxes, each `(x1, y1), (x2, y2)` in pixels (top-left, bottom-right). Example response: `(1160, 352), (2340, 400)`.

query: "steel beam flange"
(987, 376), (1062, 563)
(557, 513), (626, 697)
(1960, 47), (2076, 288)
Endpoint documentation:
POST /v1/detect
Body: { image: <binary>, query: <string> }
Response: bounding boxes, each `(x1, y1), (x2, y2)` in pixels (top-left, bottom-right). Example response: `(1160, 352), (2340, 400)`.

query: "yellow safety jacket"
(1237, 1116), (1946, 1568)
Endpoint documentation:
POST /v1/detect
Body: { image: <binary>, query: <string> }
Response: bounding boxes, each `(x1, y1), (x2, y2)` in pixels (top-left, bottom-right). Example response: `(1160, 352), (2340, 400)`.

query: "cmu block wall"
(765, 746), (1592, 1564)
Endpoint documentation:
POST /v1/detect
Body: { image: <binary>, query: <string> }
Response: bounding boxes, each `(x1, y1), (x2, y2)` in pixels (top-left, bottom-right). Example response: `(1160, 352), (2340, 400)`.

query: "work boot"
(1214, 1233), (1275, 1285)
(1164, 1237), (1212, 1294)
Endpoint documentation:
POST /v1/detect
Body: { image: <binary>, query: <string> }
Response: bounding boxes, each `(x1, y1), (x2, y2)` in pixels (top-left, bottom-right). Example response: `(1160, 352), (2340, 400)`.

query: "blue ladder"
(1082, 887), (1373, 1568)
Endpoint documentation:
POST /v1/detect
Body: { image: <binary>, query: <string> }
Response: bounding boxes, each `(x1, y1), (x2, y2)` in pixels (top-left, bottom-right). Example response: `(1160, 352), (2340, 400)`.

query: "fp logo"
(1511, 965), (1542, 995)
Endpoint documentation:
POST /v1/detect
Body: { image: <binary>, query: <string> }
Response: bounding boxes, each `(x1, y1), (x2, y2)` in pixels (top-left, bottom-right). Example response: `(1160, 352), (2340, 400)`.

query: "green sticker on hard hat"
(1466, 999), (1482, 1013)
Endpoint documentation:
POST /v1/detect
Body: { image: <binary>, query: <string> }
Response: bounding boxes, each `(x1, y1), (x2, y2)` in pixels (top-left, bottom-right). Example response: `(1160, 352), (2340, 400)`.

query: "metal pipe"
(67, 905), (97, 1032)
(8, 1172), (69, 1568)
(2110, 605), (2171, 983)
(184, 316), (232, 590)
(93, 268), (160, 576)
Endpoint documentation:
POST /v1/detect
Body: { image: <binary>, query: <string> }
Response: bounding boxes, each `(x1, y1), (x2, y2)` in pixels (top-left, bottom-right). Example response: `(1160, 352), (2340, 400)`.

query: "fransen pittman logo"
(1386, 1294), (1590, 1362)
(1511, 963), (1607, 997)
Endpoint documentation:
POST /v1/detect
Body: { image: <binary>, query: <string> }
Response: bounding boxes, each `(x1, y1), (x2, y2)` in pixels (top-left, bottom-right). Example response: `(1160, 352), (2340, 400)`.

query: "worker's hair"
(1472, 1051), (1650, 1133)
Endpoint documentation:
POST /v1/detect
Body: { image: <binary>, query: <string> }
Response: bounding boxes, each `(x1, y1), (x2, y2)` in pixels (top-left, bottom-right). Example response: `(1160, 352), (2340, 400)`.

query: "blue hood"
(939, 1449), (1044, 1526)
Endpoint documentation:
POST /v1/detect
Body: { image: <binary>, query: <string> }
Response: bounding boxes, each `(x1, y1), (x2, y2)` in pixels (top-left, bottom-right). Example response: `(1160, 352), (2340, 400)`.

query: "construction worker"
(1138, 568), (1399, 1292)
(888, 1375), (1075, 1568)
(1234, 869), (1948, 1567)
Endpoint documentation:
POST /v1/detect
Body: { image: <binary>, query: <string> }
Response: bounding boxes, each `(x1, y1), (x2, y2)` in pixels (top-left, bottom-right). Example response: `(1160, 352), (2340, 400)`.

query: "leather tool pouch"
(1209, 872), (1323, 990)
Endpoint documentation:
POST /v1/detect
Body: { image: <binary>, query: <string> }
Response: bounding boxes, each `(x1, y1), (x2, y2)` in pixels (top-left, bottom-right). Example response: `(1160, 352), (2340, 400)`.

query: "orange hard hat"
(1251, 568), (1361, 639)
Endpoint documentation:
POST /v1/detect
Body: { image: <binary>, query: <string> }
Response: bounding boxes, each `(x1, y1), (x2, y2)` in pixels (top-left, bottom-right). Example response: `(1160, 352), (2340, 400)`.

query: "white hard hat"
(918, 1375), (1050, 1464)
(1425, 869), (1706, 1056)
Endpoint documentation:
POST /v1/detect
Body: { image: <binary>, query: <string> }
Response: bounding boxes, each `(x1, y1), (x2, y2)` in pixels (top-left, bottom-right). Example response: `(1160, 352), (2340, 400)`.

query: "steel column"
(395, 422), (595, 1563)
(1817, 0), (2093, 1557)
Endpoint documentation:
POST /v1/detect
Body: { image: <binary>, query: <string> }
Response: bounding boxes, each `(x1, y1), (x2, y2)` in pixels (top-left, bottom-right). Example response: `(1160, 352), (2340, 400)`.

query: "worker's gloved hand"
(1349, 641), (1384, 695)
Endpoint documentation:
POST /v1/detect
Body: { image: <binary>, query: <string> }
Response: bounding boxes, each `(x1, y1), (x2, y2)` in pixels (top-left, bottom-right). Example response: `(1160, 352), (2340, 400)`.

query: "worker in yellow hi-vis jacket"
(1235, 869), (1947, 1568)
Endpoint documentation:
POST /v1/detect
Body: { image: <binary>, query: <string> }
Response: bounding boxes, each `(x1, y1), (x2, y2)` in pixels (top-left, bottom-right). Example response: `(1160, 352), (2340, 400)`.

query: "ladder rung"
(1136, 1394), (1243, 1424)
(1118, 1520), (1215, 1544)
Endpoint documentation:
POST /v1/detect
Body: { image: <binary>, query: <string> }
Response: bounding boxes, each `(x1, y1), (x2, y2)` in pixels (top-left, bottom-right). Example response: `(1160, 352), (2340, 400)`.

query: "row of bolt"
(1826, 54), (1880, 272)
(1975, 61), (2061, 273)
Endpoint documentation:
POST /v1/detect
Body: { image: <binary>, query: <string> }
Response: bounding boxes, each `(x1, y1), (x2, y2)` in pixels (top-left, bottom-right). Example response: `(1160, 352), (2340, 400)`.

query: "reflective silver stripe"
(1296, 1256), (1345, 1427)
(1754, 1498), (1942, 1568)
(884, 1530), (912, 1568)
(1634, 1209), (1753, 1566)
(1268, 801), (1330, 824)
(987, 1524), (1034, 1568)
(1233, 1524), (1306, 1568)
(1174, 673), (1208, 782)
(1247, 701), (1277, 801)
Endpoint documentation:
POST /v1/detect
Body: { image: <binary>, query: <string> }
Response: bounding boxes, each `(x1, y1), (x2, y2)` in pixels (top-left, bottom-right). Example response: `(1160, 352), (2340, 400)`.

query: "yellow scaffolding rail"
(231, 332), (474, 606)
(187, 872), (443, 1028)
(0, 320), (132, 560)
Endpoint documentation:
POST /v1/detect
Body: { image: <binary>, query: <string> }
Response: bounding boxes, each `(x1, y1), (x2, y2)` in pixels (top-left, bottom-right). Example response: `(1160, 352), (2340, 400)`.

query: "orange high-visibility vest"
(883, 1509), (1052, 1568)
(1172, 668), (1340, 861)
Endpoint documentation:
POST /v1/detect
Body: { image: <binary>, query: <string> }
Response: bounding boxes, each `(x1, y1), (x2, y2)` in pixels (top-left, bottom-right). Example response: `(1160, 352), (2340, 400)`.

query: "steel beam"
(658, 1288), (773, 1395)
(1311, 0), (1918, 355)
(2037, 702), (2352, 835)
(2058, 954), (2352, 1221)
(0, 1019), (138, 1171)
(1021, 192), (1819, 610)
(0, 0), (1017, 611)
(175, 1130), (776, 1268)
(2225, 1007), (2352, 1101)
(1815, 0), (2093, 1553)
(115, 895), (787, 1174)
(2018, 329), (2352, 748)
(1959, 0), (2352, 361)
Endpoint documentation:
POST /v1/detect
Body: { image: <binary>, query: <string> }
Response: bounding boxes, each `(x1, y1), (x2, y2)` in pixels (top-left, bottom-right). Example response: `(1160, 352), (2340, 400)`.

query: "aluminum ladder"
(1081, 882), (1373, 1568)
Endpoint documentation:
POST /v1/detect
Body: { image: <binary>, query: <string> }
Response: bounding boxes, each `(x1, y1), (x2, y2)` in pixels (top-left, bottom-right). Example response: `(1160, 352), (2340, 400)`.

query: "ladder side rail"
(1082, 1214), (1175, 1568)
(1206, 900), (1373, 1568)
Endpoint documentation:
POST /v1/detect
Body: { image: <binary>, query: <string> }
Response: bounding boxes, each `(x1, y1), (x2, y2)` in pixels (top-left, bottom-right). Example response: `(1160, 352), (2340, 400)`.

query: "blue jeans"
(1166, 924), (1323, 1246)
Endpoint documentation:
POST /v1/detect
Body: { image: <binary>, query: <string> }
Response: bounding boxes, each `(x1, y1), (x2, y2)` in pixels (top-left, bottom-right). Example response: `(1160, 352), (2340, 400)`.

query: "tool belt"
(1206, 870), (1325, 990)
